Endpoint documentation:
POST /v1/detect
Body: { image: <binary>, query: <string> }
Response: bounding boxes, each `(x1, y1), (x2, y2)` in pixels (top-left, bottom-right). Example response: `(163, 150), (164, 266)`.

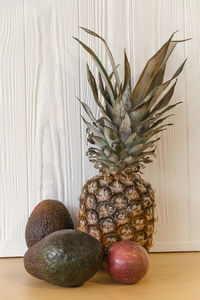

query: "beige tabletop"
(0, 253), (200, 300)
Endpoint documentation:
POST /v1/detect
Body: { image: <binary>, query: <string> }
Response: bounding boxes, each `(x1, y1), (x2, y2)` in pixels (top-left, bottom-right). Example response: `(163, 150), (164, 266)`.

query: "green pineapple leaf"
(98, 72), (112, 105)
(86, 64), (109, 118)
(80, 27), (121, 91)
(103, 126), (122, 153)
(130, 33), (189, 108)
(113, 94), (126, 127)
(155, 102), (182, 118)
(75, 29), (189, 171)
(130, 32), (176, 107)
(119, 112), (132, 141)
(81, 116), (104, 138)
(73, 36), (115, 104)
(123, 50), (131, 92)
(150, 80), (177, 115)
(77, 97), (96, 122)
(91, 135), (108, 148)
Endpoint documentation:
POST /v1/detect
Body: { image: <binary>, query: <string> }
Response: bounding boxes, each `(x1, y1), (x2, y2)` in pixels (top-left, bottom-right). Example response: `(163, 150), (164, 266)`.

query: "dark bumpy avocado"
(24, 229), (103, 287)
(25, 200), (74, 248)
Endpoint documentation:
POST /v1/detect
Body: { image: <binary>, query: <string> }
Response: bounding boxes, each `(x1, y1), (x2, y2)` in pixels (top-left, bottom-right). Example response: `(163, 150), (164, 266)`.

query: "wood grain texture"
(139, 0), (190, 251)
(78, 0), (107, 182)
(23, 0), (82, 225)
(183, 0), (200, 247)
(0, 0), (28, 256)
(0, 0), (200, 256)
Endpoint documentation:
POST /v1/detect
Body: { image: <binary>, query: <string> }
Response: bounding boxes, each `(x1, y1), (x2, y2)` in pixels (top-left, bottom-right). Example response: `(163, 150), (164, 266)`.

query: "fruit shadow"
(90, 270), (121, 286)
(2, 267), (119, 290)
(2, 268), (81, 291)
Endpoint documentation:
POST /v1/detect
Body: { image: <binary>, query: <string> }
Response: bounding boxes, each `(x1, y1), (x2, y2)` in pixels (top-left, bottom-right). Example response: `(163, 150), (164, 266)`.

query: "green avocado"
(24, 229), (103, 287)
(25, 200), (74, 248)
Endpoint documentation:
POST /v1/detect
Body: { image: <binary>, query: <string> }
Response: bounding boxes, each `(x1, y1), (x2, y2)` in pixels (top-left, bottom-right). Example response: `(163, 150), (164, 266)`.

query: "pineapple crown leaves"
(74, 28), (190, 172)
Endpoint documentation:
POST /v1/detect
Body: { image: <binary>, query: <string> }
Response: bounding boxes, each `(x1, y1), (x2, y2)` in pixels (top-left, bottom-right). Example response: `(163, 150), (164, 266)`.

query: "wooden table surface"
(0, 253), (200, 300)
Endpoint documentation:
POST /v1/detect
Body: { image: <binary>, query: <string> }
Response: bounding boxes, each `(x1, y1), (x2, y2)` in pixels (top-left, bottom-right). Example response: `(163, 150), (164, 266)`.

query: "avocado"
(24, 230), (103, 287)
(25, 200), (74, 248)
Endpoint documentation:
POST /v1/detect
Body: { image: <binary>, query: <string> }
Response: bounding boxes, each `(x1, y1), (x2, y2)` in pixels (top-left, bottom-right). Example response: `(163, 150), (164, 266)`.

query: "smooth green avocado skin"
(24, 230), (103, 287)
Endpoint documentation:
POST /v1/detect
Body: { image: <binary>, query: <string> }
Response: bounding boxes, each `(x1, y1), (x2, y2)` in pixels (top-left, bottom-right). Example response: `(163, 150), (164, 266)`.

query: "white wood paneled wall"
(0, 0), (200, 257)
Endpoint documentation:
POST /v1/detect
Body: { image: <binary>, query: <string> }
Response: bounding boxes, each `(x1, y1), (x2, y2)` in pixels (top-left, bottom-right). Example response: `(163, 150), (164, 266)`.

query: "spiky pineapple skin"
(78, 172), (155, 252)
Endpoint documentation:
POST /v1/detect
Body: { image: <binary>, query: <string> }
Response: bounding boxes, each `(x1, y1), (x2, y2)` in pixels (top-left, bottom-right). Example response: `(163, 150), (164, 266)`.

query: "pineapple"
(74, 28), (188, 252)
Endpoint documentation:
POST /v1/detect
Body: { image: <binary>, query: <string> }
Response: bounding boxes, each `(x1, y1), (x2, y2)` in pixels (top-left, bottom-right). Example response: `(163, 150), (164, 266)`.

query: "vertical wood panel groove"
(78, 0), (84, 188)
(183, 0), (191, 242)
(22, 0), (29, 216)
